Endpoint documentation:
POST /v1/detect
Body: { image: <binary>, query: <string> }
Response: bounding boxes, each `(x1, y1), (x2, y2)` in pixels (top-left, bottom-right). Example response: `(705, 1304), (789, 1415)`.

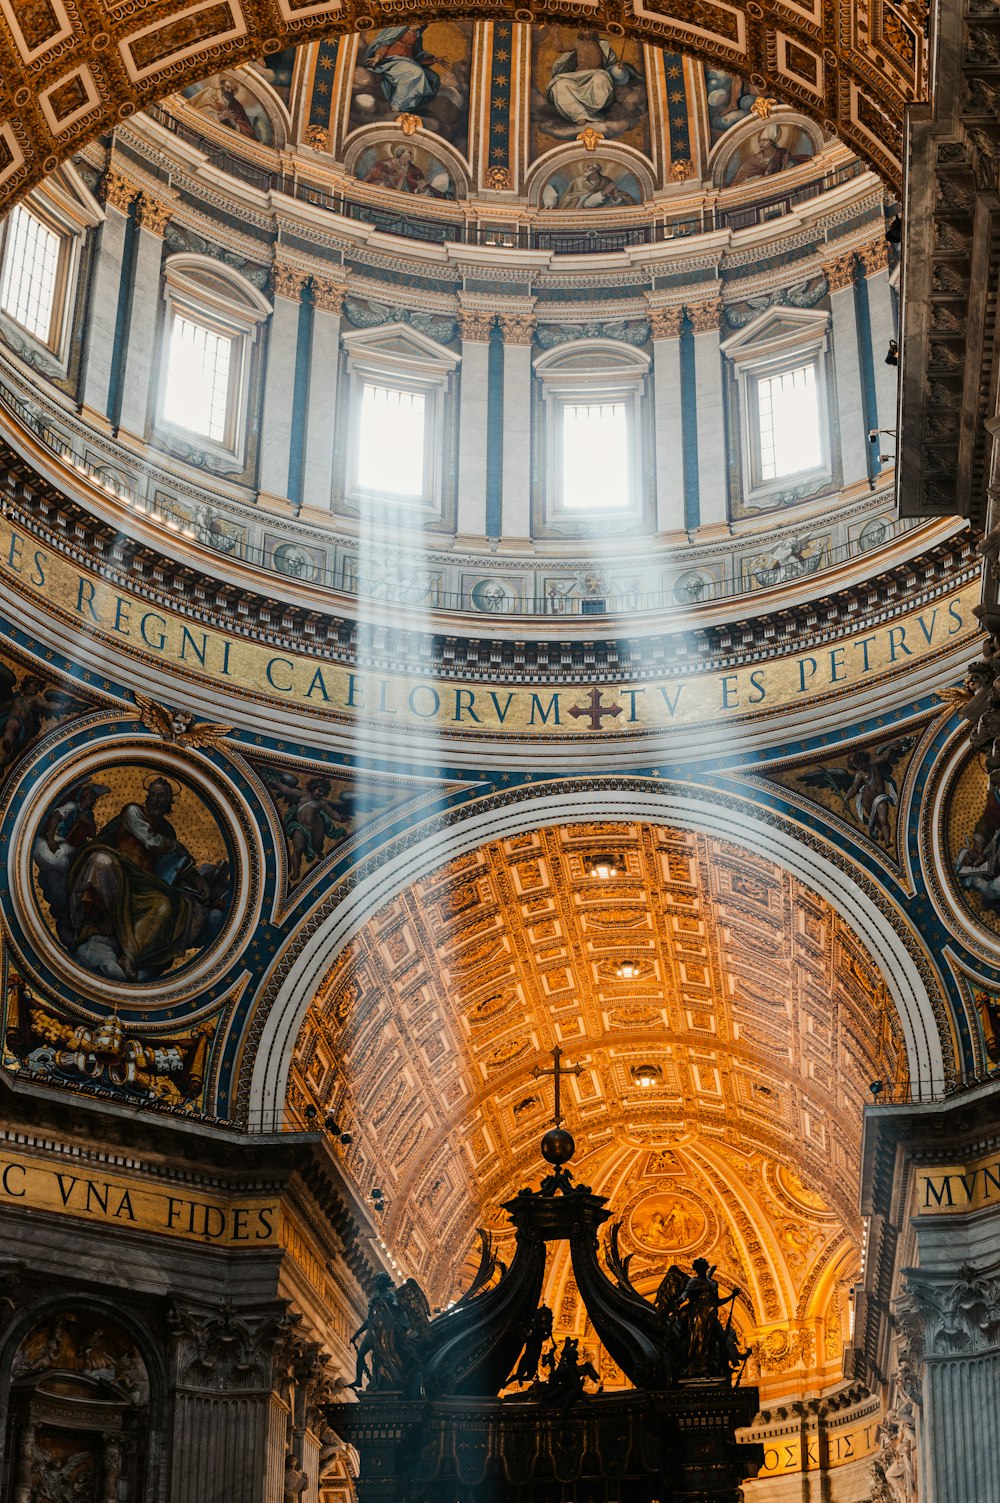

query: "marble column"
(79, 169), (135, 427)
(117, 194), (172, 442)
(455, 305), (492, 539)
(825, 251), (869, 486)
(498, 310), (535, 544)
(646, 304), (685, 533)
(688, 296), (728, 530)
(860, 240), (899, 440)
(301, 275), (347, 515)
(258, 259), (307, 507)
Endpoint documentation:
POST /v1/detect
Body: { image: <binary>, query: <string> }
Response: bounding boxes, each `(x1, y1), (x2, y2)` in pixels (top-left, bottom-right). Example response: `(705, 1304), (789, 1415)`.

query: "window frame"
(533, 340), (650, 534)
(156, 256), (271, 459)
(341, 323), (459, 521)
(0, 197), (80, 361)
(721, 308), (834, 512)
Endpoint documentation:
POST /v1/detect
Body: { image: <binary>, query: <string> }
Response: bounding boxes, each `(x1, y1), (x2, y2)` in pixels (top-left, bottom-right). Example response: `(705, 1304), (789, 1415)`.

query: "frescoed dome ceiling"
(167, 34), (853, 216)
(0, 0), (928, 210)
(288, 820), (909, 1400)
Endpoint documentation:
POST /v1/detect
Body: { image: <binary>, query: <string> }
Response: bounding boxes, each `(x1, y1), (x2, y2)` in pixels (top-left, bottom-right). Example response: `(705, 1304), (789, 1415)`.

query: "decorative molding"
(102, 168), (137, 214)
(135, 193), (171, 236)
(311, 277), (349, 315)
(686, 297), (724, 333)
(272, 261), (309, 302)
(498, 313), (535, 345)
(484, 165), (511, 191)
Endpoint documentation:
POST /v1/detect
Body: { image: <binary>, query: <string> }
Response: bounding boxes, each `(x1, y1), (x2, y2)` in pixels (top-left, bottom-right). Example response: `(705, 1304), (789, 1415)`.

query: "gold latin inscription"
(918, 1153), (1000, 1214)
(0, 519), (978, 735)
(0, 1145), (278, 1245)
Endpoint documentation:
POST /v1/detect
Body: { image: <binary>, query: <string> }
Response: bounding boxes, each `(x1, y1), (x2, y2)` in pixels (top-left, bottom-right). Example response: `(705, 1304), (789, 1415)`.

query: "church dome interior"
(0, 1), (996, 1500)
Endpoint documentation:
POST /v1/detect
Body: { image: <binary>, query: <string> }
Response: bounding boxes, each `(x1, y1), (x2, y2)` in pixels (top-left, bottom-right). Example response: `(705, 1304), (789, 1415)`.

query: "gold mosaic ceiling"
(289, 821), (908, 1399)
(0, 0), (923, 208)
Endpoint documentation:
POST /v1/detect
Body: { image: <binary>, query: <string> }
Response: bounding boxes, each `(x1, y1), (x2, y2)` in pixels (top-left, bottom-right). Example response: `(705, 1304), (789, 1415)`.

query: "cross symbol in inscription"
(568, 686), (623, 732)
(531, 1045), (583, 1128)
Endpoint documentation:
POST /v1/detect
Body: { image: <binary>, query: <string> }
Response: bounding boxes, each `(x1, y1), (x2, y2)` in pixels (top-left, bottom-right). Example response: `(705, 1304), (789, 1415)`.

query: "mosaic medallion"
(19, 756), (238, 988)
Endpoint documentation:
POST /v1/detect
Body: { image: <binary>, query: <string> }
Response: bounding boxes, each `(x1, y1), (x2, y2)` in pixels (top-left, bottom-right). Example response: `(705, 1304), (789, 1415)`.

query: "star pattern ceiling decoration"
(0, 2), (925, 211)
(288, 819), (909, 1400)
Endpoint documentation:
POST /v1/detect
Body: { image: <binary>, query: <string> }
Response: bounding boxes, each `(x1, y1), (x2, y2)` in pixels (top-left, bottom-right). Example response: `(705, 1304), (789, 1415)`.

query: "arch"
(526, 142), (656, 208)
(0, 19), (914, 218)
(248, 785), (949, 1126)
(162, 252), (273, 320)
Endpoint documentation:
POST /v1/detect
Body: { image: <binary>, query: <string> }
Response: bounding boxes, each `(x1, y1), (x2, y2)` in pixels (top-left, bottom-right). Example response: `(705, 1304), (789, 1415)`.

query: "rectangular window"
(561, 401), (629, 510)
(0, 205), (62, 343)
(756, 362), (822, 481)
(163, 314), (234, 444)
(357, 382), (426, 499)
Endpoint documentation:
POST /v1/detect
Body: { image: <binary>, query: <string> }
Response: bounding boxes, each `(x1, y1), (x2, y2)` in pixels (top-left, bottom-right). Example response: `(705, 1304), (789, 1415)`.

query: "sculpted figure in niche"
(546, 31), (637, 130)
(32, 774), (232, 981)
(283, 1454), (309, 1501)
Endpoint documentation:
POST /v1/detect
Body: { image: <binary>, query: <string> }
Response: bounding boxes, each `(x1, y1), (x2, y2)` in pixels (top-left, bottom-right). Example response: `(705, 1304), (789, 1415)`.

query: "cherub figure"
(266, 772), (394, 882)
(0, 665), (83, 772)
(800, 737), (915, 846)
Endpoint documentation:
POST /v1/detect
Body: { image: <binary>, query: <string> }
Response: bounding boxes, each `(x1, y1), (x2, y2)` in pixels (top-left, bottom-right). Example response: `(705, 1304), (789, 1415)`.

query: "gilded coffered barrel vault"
(286, 821), (910, 1418)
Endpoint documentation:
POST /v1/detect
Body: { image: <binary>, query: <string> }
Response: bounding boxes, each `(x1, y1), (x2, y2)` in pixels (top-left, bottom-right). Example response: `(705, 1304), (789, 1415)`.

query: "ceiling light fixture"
(615, 961), (640, 979)
(588, 853), (621, 880)
(632, 1063), (661, 1089)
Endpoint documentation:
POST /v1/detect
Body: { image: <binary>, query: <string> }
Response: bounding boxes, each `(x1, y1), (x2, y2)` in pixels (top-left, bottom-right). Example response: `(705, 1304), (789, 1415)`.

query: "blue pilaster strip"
(680, 313), (701, 530)
(853, 259), (881, 482)
(486, 321), (504, 537)
(288, 285), (313, 511)
(309, 40), (339, 138)
(108, 202), (139, 432)
(487, 23), (513, 177)
(662, 53), (693, 170)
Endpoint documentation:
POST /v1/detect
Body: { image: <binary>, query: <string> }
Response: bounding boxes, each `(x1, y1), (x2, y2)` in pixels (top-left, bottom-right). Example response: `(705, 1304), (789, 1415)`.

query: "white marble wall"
(79, 203), (129, 425)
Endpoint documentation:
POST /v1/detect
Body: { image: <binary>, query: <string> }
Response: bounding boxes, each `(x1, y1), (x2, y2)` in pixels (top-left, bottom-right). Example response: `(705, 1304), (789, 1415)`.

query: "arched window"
(0, 170), (95, 358)
(157, 256), (270, 455)
(340, 322), (459, 521)
(721, 306), (834, 512)
(533, 340), (651, 535)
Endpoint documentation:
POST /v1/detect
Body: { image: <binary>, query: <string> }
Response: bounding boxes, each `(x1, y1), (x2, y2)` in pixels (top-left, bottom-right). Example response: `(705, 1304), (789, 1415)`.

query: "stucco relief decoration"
(2, 970), (219, 1107)
(629, 1192), (707, 1253)
(7, 1311), (151, 1501)
(24, 762), (234, 984)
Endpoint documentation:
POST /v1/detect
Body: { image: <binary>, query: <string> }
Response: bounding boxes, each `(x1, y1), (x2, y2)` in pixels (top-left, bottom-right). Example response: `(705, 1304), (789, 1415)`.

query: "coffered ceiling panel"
(289, 819), (908, 1398)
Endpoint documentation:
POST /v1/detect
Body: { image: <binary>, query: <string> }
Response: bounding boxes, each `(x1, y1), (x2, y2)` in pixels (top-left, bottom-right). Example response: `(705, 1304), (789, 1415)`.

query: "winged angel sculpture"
(129, 695), (232, 747)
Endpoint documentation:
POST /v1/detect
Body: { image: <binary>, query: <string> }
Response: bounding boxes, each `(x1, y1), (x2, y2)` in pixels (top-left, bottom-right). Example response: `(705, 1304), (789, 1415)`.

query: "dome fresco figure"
(0, 7), (998, 1503)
